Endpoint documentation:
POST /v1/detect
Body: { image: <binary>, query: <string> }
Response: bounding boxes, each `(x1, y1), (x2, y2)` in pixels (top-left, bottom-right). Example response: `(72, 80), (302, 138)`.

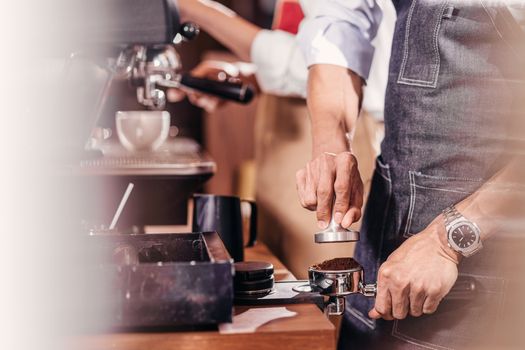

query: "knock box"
(85, 232), (234, 329)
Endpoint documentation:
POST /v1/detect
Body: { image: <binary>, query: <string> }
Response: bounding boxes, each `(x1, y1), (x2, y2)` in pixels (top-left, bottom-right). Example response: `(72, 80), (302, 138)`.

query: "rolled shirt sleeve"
(297, 0), (382, 80)
(250, 29), (308, 98)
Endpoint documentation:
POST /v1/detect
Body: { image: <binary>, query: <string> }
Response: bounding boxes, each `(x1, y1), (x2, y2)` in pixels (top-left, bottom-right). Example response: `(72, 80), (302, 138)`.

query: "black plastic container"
(85, 232), (233, 330)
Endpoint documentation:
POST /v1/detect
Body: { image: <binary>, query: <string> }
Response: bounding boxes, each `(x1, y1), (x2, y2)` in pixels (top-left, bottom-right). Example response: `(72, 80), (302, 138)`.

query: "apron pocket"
(397, 0), (448, 88)
(403, 172), (483, 237)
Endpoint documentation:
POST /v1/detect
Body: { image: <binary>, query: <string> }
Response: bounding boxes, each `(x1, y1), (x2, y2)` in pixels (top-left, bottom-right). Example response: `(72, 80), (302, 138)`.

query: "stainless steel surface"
(314, 219), (360, 243)
(292, 284), (313, 293)
(133, 45), (181, 110)
(326, 296), (346, 316)
(234, 287), (273, 296)
(307, 264), (377, 316)
(359, 281), (378, 297)
(235, 280), (325, 309)
(309, 266), (365, 297)
(75, 137), (216, 176)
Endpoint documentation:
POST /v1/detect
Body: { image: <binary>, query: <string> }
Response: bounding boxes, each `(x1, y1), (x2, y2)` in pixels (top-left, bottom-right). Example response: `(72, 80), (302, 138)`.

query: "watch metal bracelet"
(443, 205), (462, 228)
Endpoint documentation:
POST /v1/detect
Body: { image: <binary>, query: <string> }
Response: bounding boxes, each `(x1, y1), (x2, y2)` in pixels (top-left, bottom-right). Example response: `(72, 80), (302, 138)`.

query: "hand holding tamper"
(314, 198), (360, 243)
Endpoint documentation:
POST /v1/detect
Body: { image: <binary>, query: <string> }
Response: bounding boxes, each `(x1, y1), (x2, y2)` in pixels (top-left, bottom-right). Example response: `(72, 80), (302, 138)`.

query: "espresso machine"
(67, 1), (477, 327)
(66, 0), (254, 233)
(65, 0), (257, 330)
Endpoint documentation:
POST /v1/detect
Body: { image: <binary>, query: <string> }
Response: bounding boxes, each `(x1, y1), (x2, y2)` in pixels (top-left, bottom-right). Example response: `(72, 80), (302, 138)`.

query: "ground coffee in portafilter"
(311, 257), (361, 271)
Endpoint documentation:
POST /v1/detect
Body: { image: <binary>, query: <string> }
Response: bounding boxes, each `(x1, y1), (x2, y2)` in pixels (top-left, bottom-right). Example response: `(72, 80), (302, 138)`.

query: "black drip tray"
(85, 232), (233, 330)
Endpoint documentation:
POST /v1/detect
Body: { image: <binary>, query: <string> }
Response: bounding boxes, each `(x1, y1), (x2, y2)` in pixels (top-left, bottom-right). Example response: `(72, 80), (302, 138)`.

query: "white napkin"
(218, 307), (298, 334)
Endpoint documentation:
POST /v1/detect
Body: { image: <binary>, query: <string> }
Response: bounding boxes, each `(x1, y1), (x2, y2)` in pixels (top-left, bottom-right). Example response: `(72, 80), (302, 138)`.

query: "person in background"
(172, 0), (395, 277)
(168, 0), (309, 109)
(173, 0), (393, 116)
(295, 0), (525, 349)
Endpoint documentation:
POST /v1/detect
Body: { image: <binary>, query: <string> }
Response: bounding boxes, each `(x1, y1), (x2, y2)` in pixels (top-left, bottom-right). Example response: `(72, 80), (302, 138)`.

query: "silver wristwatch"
(442, 205), (483, 257)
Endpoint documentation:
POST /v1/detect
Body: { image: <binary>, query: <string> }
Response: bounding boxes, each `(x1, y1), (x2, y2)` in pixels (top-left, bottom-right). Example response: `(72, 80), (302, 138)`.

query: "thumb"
(368, 308), (381, 319)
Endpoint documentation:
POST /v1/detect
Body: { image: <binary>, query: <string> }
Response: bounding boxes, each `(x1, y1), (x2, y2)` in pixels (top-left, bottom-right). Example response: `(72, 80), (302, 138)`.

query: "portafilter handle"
(357, 275), (478, 300)
(359, 282), (378, 297)
(178, 74), (255, 104)
(325, 276), (477, 316)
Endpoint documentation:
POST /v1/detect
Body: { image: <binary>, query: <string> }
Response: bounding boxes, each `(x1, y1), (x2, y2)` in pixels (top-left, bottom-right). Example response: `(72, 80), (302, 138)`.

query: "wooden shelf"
(72, 243), (336, 350)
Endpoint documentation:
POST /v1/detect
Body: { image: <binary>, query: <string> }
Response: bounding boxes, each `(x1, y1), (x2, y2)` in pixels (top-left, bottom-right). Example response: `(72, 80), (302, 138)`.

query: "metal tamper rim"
(314, 218), (360, 243)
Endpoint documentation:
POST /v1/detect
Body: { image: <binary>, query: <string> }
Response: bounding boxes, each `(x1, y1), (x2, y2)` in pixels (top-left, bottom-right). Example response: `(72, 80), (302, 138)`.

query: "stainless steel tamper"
(314, 203), (360, 243)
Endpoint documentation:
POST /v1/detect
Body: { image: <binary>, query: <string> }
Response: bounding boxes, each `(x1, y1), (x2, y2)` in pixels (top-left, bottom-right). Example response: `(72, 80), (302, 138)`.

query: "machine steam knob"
(179, 22), (200, 41)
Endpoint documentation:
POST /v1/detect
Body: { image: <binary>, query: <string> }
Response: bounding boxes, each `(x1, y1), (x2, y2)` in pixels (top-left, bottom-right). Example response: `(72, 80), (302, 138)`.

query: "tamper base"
(314, 218), (360, 243)
(314, 229), (359, 243)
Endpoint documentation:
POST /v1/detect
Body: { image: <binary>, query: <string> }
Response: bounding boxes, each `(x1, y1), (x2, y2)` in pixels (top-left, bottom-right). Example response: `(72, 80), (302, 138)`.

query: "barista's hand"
(167, 60), (233, 111)
(167, 60), (258, 112)
(369, 217), (461, 320)
(296, 152), (364, 229)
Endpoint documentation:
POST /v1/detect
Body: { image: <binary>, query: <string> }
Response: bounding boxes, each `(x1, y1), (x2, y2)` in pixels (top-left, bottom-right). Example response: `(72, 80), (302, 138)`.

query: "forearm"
(307, 64), (363, 157)
(177, 0), (260, 61)
(456, 158), (525, 240)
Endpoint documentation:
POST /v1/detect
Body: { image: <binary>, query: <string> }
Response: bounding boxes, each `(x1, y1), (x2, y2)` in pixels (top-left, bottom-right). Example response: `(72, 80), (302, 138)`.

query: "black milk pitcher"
(192, 194), (257, 262)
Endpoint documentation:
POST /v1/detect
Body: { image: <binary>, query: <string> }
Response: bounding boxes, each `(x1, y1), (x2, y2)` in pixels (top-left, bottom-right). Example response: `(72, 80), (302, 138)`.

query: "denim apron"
(340, 1), (525, 349)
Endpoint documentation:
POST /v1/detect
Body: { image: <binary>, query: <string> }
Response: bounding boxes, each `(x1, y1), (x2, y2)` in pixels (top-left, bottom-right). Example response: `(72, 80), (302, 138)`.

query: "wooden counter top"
(73, 243), (336, 350)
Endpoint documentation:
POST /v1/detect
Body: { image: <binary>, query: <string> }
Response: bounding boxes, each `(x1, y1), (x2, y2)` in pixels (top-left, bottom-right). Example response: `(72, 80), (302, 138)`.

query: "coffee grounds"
(311, 257), (360, 271)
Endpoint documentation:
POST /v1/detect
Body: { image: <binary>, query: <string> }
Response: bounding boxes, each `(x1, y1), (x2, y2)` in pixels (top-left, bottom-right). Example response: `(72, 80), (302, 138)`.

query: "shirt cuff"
(251, 29), (308, 97)
(298, 17), (376, 80)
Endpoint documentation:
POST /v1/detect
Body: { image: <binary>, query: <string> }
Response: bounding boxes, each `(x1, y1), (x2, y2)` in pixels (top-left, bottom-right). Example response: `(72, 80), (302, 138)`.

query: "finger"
(188, 93), (220, 113)
(316, 155), (336, 228)
(167, 89), (186, 102)
(409, 286), (426, 317)
(353, 175), (364, 209)
(341, 168), (363, 228)
(371, 268), (393, 320)
(369, 308), (381, 319)
(369, 289), (393, 320)
(341, 207), (361, 228)
(191, 63), (222, 79)
(192, 60), (239, 79)
(422, 293), (442, 315)
(333, 154), (352, 224)
(295, 169), (308, 208)
(303, 163), (318, 211)
(391, 285), (410, 320)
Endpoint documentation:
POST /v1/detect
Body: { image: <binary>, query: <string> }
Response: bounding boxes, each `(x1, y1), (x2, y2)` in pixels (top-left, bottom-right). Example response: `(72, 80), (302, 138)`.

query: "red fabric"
(272, 0), (305, 34)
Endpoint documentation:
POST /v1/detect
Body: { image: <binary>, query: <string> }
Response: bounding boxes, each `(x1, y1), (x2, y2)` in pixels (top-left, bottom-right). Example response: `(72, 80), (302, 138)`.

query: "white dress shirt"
(250, 0), (384, 98)
(250, 0), (315, 98)
(250, 0), (392, 123)
(297, 0), (382, 80)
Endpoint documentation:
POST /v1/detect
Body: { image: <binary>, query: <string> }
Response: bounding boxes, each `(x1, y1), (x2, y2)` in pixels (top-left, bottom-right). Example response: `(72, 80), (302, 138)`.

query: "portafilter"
(293, 258), (376, 316)
(294, 257), (477, 316)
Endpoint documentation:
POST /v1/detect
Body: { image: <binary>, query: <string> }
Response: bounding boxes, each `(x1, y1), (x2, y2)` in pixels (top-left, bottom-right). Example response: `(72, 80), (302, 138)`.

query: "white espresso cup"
(116, 111), (170, 152)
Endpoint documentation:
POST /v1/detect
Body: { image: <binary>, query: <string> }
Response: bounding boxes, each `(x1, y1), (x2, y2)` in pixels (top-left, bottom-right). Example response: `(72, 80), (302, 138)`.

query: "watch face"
(451, 224), (477, 249)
